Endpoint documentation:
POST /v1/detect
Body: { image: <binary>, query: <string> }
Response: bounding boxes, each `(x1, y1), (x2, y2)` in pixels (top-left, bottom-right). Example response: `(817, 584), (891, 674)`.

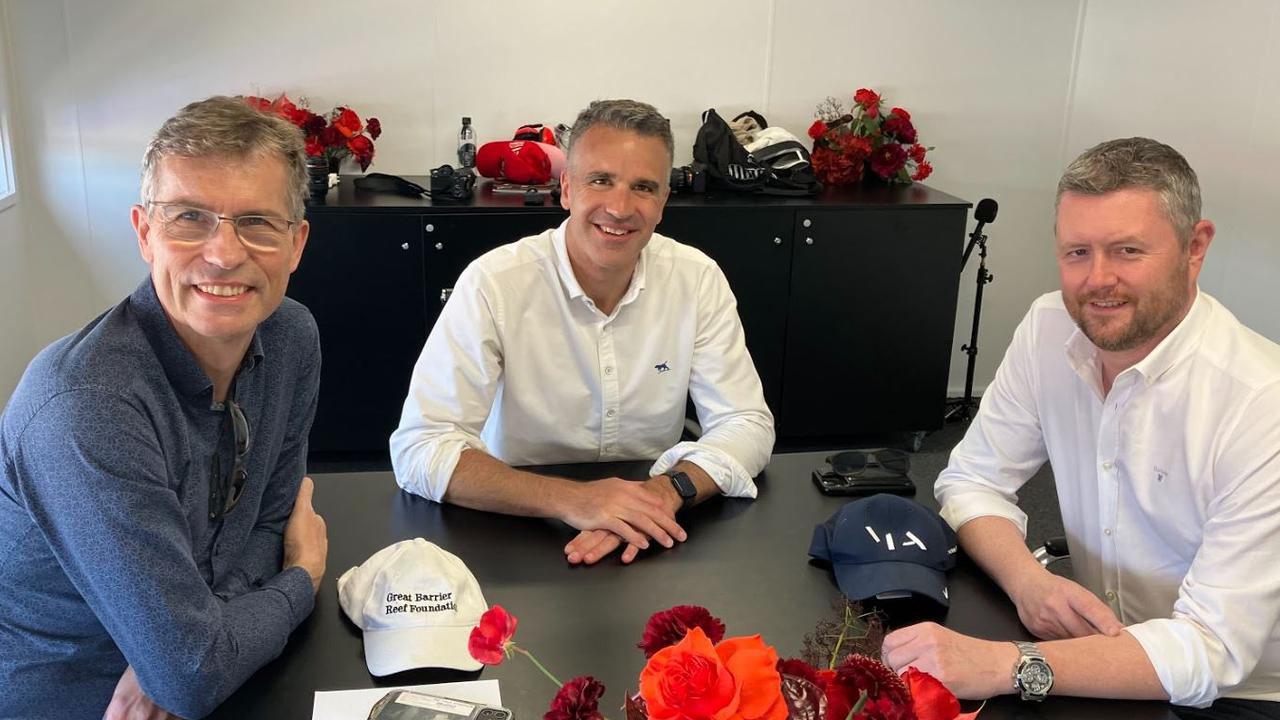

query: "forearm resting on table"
(1041, 632), (1167, 700)
(442, 449), (575, 518)
(956, 515), (1052, 596)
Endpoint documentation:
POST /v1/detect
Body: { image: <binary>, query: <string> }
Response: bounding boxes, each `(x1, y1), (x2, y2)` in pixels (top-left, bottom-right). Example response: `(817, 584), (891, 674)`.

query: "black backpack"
(692, 109), (822, 196)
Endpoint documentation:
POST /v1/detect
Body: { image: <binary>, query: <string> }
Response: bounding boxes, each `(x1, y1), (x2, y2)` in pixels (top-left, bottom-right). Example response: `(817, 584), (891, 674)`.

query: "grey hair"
(567, 99), (675, 165)
(1056, 137), (1201, 247)
(140, 95), (309, 220)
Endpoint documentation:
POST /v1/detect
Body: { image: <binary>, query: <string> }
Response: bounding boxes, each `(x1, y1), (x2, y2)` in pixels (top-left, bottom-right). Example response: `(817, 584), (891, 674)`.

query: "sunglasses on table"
(825, 449), (912, 478)
(209, 399), (251, 521)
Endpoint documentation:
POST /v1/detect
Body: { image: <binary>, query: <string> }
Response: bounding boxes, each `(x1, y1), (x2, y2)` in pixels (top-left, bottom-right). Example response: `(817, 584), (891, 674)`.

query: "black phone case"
(811, 468), (916, 496)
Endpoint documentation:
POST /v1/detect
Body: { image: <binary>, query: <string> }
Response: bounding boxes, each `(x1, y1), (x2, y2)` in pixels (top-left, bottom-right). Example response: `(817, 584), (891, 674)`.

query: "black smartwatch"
(667, 471), (697, 510)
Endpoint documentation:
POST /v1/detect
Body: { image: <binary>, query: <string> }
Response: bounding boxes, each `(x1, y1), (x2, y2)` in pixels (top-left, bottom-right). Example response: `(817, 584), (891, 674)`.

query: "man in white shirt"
(881, 137), (1280, 714)
(390, 99), (775, 566)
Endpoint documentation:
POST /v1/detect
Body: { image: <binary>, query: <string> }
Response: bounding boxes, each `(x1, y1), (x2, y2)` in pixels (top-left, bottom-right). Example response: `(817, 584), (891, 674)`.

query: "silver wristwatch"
(1012, 641), (1053, 701)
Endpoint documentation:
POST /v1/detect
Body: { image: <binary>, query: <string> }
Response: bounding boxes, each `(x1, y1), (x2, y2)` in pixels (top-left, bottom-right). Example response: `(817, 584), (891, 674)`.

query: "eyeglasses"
(209, 399), (251, 521)
(825, 449), (911, 479)
(148, 201), (297, 252)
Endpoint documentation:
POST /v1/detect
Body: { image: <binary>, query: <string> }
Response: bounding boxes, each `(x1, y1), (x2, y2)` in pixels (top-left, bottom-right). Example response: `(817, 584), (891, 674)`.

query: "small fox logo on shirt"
(654, 362), (670, 374)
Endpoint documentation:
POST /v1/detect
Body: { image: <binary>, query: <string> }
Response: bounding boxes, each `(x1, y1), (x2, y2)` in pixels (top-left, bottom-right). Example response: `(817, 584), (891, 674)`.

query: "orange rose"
(640, 627), (786, 720)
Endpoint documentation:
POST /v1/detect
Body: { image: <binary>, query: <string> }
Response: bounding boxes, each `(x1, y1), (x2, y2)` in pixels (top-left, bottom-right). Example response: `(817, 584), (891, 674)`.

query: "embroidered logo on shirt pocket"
(654, 361), (670, 374)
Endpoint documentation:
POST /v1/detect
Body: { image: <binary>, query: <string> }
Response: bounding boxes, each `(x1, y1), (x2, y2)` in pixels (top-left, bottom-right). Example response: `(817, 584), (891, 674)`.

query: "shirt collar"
(1064, 287), (1210, 392)
(550, 220), (648, 315)
(129, 277), (264, 399)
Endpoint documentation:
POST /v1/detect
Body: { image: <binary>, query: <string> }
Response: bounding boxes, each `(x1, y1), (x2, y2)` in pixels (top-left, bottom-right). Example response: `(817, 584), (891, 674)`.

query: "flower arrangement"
(468, 602), (979, 720)
(245, 93), (382, 171)
(807, 89), (932, 186)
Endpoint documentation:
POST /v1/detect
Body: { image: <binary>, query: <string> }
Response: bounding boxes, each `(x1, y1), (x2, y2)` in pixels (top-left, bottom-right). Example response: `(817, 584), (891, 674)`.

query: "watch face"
(1022, 661), (1053, 695)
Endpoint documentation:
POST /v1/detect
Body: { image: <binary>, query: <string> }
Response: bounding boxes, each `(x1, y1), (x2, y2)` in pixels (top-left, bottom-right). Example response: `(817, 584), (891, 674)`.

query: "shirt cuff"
(262, 565), (317, 629)
(937, 489), (1028, 536)
(650, 443), (757, 499)
(1125, 619), (1218, 707)
(391, 432), (488, 502)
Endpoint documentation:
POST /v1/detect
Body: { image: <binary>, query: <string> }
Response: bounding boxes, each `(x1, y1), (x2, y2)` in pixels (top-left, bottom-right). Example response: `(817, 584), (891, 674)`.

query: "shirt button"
(1102, 460), (1113, 470)
(1106, 590), (1117, 601)
(604, 366), (614, 375)
(606, 409), (616, 418)
(1104, 528), (1112, 536)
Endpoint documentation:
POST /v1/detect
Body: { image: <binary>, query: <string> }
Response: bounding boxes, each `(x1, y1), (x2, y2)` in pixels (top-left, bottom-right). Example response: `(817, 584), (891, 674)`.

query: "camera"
(430, 164), (476, 201)
(669, 162), (707, 194)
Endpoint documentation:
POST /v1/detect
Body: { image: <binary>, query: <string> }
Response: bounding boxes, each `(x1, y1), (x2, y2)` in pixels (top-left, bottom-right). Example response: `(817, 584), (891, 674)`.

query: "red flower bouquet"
(809, 89), (933, 186)
(245, 93), (382, 171)
(468, 603), (979, 720)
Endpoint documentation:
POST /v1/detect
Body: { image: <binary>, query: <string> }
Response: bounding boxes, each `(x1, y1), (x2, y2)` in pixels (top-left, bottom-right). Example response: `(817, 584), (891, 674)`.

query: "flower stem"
(513, 646), (562, 687)
(828, 604), (852, 670)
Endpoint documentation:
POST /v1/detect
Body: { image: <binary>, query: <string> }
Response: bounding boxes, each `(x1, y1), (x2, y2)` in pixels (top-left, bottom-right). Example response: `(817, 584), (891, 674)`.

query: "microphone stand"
(945, 220), (994, 422)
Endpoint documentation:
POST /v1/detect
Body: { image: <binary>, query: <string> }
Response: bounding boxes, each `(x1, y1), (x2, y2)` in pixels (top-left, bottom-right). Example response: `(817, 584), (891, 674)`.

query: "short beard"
(1069, 262), (1191, 353)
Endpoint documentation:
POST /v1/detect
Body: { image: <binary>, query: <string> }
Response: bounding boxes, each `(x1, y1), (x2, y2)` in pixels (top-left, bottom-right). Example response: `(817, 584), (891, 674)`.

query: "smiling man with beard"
(0, 96), (328, 719)
(878, 138), (1280, 717)
(391, 99), (774, 566)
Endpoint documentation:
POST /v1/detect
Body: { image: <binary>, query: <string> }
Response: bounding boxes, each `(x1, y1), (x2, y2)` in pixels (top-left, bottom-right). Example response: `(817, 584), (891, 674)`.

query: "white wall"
(0, 2), (28, 401)
(2, 0), (1278, 409)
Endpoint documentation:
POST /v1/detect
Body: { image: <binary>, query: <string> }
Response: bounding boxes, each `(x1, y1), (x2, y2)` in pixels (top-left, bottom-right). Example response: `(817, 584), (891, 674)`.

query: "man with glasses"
(391, 99), (774, 566)
(880, 138), (1280, 717)
(0, 96), (328, 719)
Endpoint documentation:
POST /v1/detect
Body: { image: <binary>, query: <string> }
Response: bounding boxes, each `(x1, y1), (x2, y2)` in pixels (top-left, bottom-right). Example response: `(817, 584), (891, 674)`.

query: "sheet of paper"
(312, 679), (501, 720)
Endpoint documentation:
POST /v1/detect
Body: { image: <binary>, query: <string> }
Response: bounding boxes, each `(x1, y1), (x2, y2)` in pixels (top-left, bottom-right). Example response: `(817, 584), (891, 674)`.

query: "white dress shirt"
(935, 289), (1280, 706)
(390, 221), (775, 503)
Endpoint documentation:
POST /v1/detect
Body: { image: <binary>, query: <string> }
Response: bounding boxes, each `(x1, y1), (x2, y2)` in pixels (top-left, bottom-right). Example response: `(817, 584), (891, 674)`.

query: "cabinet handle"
(802, 218), (812, 228)
(400, 243), (409, 250)
(435, 242), (444, 250)
(805, 237), (814, 245)
(425, 223), (435, 232)
(440, 288), (453, 306)
(773, 237), (782, 245)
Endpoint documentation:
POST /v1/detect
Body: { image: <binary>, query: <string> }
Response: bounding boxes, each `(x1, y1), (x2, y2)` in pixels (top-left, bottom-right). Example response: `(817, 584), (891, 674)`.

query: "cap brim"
(363, 623), (482, 676)
(832, 560), (950, 607)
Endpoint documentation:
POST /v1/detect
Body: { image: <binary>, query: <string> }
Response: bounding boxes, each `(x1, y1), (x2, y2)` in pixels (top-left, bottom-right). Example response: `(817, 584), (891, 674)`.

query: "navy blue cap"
(809, 494), (958, 607)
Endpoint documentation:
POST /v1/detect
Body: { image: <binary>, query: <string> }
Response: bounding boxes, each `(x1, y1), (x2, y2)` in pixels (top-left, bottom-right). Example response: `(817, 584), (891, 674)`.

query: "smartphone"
(368, 691), (513, 720)
(811, 467), (915, 496)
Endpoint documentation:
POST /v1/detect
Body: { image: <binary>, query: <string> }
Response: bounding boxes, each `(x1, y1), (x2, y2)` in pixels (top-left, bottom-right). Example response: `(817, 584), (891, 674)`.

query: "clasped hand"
(561, 476), (687, 565)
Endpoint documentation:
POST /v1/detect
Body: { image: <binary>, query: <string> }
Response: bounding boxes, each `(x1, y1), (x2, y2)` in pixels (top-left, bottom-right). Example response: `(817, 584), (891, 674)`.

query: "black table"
(210, 451), (1176, 720)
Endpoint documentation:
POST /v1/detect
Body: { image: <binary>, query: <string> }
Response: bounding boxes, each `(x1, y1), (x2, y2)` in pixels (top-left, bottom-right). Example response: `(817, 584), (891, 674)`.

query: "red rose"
(545, 676), (606, 720)
(366, 117), (382, 140)
(807, 120), (829, 140)
(640, 628), (787, 720)
(468, 605), (518, 665)
(908, 144), (927, 164)
(304, 136), (326, 158)
(890, 107), (911, 121)
(332, 107), (363, 138)
(869, 143), (908, 179)
(853, 89), (881, 118)
(639, 606), (727, 658)
(319, 125), (342, 149)
(301, 111), (327, 137)
(882, 115), (917, 144)
(348, 135), (375, 170)
(911, 161), (933, 182)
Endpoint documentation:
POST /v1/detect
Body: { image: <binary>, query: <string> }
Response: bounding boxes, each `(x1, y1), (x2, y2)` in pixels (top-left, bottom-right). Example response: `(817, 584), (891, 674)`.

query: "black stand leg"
(945, 232), (992, 422)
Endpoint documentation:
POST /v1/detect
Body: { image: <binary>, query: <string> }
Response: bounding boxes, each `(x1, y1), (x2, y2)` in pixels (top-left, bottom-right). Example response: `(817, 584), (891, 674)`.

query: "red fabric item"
(476, 140), (552, 184)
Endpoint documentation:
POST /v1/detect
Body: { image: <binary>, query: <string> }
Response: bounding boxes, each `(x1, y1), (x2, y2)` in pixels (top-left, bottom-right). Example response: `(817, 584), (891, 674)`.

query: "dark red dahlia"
(637, 605), (726, 658)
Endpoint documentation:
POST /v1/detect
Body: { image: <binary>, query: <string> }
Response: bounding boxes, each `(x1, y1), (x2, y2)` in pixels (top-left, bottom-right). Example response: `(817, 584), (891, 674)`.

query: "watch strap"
(668, 471), (697, 509)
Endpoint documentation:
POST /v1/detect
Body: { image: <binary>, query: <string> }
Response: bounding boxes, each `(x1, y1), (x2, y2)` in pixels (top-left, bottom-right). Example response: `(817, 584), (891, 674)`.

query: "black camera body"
(670, 162), (708, 194)
(430, 164), (476, 200)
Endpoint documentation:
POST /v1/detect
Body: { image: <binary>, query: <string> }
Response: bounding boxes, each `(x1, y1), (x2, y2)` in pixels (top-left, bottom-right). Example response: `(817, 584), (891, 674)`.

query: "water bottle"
(457, 117), (476, 169)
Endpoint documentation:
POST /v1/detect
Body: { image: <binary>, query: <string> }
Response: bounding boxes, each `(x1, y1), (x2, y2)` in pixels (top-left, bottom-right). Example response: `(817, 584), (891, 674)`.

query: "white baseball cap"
(337, 538), (487, 675)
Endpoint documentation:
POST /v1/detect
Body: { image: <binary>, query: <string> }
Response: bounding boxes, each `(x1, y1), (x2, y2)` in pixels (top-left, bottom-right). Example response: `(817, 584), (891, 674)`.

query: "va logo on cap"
(863, 525), (929, 552)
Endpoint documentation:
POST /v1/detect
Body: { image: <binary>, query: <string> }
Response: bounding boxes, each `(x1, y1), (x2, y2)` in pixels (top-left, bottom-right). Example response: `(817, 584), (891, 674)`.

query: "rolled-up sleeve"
(935, 306), (1049, 535)
(1127, 384), (1280, 706)
(652, 263), (774, 498)
(390, 264), (502, 502)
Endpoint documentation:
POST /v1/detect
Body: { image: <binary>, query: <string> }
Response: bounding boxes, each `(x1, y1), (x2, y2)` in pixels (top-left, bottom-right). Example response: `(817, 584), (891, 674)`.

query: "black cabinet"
(294, 181), (969, 460)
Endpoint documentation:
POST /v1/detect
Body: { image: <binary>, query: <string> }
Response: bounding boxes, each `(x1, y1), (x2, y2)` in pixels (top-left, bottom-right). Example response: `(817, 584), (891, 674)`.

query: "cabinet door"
(423, 212), (565, 328)
(657, 208), (792, 423)
(287, 213), (426, 457)
(783, 208), (965, 437)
